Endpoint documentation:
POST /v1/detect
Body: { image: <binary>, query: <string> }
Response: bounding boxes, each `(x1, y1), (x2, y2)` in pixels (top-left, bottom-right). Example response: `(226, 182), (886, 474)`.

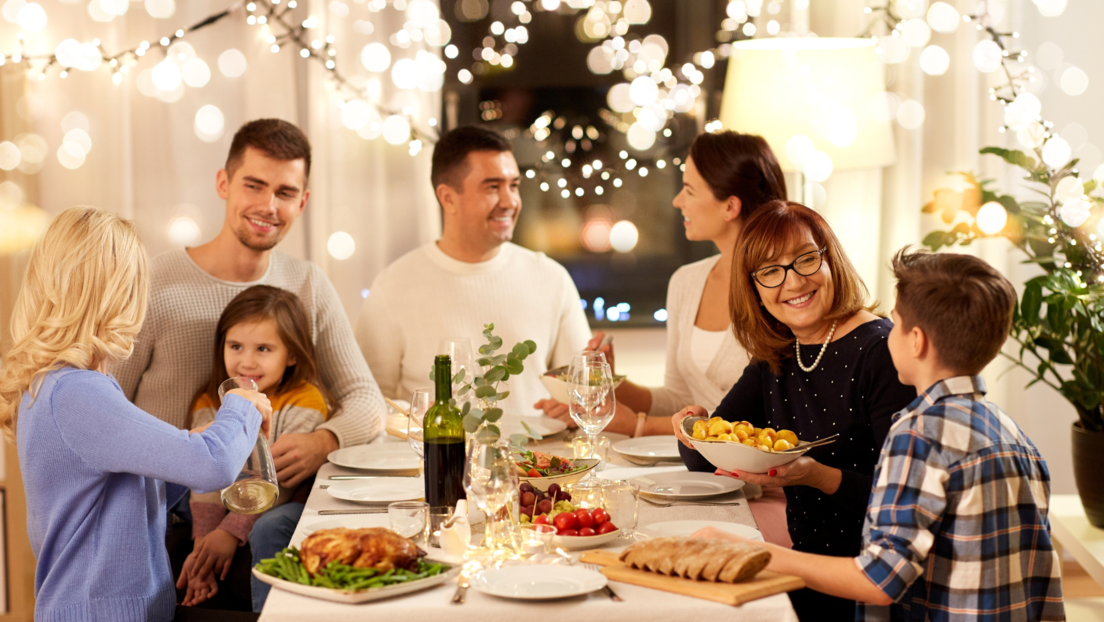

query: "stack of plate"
(611, 437), (683, 465)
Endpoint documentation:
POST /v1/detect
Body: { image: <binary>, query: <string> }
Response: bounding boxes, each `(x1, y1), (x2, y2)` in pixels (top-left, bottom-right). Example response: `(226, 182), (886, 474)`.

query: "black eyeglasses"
(751, 247), (827, 288)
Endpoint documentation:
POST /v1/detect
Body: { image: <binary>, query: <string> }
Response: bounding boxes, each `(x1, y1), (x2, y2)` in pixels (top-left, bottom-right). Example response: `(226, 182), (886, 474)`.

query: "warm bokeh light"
(327, 231), (356, 260)
(976, 201), (1008, 235)
(609, 220), (639, 253)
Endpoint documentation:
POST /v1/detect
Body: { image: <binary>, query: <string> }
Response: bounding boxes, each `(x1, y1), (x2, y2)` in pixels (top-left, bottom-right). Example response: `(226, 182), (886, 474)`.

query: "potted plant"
(922, 144), (1104, 526)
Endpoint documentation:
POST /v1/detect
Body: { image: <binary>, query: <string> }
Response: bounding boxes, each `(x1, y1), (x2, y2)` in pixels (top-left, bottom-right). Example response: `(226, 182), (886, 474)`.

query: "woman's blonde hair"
(0, 206), (149, 442)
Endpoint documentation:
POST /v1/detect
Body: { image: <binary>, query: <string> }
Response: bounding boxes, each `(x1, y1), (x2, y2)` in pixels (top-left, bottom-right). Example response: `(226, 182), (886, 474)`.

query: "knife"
(317, 509), (388, 515)
(451, 571), (471, 604)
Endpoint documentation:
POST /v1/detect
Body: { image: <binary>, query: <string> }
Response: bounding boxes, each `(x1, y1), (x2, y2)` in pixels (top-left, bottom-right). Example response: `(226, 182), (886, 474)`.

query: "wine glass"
(463, 439), (519, 554)
(439, 338), (479, 404)
(407, 387), (432, 458)
(566, 359), (616, 486)
(218, 377), (279, 515)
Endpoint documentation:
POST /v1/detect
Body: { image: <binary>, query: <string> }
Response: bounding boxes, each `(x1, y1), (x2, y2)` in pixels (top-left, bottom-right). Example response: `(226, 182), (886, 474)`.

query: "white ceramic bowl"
(540, 368), (626, 405)
(519, 458), (600, 492)
(683, 417), (809, 474)
(551, 528), (621, 550)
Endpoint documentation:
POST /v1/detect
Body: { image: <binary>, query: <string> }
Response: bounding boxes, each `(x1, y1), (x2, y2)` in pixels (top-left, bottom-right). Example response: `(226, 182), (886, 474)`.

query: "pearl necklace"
(794, 320), (838, 373)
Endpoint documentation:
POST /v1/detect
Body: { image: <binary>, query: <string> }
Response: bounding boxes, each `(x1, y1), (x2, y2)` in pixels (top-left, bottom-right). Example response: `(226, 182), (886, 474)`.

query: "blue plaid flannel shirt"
(855, 376), (1065, 622)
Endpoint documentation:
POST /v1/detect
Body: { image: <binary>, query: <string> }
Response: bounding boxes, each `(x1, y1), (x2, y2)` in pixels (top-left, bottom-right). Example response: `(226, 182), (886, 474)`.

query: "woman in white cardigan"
(595, 131), (787, 434)
(589, 131), (794, 546)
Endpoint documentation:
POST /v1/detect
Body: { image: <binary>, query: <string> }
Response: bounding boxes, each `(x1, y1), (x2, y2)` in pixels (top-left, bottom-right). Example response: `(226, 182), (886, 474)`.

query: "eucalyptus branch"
(998, 351), (1064, 394)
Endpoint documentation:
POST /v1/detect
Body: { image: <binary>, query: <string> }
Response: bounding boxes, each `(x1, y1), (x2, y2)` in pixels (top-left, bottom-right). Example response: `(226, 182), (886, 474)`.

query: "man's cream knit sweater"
(112, 249), (383, 447)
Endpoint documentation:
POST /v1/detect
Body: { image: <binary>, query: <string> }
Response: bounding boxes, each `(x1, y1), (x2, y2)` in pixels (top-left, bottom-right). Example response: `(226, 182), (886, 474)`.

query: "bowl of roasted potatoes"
(682, 416), (810, 474)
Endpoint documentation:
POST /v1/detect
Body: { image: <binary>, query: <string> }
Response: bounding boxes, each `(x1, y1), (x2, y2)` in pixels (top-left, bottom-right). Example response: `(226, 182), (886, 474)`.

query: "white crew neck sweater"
(111, 249), (384, 447)
(356, 242), (592, 417)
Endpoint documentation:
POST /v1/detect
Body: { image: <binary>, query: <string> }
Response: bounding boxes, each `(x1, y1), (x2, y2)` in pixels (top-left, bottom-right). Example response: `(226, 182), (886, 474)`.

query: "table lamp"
(719, 37), (897, 177)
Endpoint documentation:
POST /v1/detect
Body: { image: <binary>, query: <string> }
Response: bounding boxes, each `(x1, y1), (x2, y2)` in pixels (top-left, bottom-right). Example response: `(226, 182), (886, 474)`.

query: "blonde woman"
(0, 207), (272, 622)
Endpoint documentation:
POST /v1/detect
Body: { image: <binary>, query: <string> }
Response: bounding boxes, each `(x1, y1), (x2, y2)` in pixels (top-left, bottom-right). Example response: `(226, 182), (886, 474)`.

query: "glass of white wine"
(218, 377), (279, 514)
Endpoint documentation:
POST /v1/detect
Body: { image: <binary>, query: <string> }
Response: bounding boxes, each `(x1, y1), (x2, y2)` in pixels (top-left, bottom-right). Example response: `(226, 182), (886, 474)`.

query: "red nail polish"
(768, 469), (777, 477)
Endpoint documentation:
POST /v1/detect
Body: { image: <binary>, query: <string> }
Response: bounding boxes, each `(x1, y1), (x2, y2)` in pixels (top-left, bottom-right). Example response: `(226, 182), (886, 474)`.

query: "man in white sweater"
(356, 126), (591, 418)
(112, 119), (386, 611)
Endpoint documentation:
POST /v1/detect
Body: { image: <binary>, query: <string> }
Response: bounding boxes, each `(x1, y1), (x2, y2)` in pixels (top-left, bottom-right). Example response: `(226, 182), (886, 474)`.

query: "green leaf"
(478, 344), (494, 355)
(525, 340), (537, 354)
(550, 456), (561, 469)
(453, 368), (466, 384)
(475, 427), (499, 443)
(490, 354), (507, 366)
(980, 146), (1040, 172)
(477, 357), (492, 366)
(459, 384), (471, 396)
(489, 336), (503, 350)
(475, 385), (497, 399)
(469, 408), (484, 420)
(462, 401), (471, 415)
(505, 358), (524, 375)
(521, 420), (543, 441)
(485, 408), (503, 422)
(510, 433), (530, 448)
(484, 367), (506, 384)
(463, 414), (484, 433)
(1022, 279), (1044, 325)
(497, 391), (510, 400)
(922, 230), (949, 252)
(512, 343), (529, 360)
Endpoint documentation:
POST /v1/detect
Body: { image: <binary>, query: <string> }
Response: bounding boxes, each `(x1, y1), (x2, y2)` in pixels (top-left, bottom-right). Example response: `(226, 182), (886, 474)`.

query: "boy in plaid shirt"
(695, 249), (1064, 621)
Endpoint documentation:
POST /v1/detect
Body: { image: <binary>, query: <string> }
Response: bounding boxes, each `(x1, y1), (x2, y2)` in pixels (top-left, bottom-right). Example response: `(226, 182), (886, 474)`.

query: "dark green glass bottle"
(423, 354), (466, 508)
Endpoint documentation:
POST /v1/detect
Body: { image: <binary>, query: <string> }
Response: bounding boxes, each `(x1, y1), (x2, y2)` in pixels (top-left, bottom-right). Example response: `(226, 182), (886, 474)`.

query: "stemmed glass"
(462, 439), (519, 557)
(218, 377), (279, 514)
(566, 356), (616, 490)
(406, 388), (432, 459)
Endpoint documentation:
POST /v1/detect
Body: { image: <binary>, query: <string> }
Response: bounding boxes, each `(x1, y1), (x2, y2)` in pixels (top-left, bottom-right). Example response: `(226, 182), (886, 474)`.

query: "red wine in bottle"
(423, 354), (466, 508)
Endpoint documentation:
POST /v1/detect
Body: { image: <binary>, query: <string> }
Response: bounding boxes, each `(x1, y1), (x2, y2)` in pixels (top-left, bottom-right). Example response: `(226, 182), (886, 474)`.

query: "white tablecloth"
(258, 433), (798, 622)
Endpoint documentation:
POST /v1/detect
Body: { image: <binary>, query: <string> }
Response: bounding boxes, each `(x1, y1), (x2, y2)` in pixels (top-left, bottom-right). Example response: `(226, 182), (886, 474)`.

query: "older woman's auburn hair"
(0, 206), (149, 443)
(730, 200), (874, 375)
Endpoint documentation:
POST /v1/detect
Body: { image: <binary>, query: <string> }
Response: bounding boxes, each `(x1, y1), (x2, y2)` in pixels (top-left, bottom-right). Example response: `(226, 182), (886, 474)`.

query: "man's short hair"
(891, 248), (1016, 375)
(430, 126), (512, 191)
(225, 119), (312, 181)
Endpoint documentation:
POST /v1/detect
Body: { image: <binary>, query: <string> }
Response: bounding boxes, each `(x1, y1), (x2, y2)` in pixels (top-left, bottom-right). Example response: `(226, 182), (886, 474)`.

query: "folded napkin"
(439, 499), (471, 557)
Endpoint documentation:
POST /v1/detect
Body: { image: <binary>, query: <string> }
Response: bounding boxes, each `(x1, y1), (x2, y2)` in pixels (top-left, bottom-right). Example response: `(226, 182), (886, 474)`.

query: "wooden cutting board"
(580, 549), (803, 606)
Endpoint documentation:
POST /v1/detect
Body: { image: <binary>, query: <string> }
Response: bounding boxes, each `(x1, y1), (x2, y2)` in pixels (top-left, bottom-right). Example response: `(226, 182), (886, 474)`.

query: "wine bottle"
(423, 354), (466, 508)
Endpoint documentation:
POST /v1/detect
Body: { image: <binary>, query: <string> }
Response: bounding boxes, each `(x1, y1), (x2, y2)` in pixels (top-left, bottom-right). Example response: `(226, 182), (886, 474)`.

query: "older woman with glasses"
(672, 200), (915, 622)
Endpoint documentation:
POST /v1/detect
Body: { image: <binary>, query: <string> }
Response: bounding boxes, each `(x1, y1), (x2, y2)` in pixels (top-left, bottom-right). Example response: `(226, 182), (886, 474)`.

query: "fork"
(581, 563), (622, 601)
(640, 497), (741, 508)
(451, 571), (471, 604)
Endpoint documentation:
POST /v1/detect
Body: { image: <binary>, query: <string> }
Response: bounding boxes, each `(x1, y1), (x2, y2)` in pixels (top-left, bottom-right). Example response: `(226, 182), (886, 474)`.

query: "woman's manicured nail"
(768, 469), (778, 477)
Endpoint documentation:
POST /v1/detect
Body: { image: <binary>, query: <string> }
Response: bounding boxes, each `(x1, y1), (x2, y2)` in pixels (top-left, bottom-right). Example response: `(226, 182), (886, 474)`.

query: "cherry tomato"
(597, 521), (618, 535)
(553, 511), (578, 532)
(560, 529), (579, 537)
(591, 508), (610, 525)
(575, 509), (595, 529)
(527, 468), (540, 477)
(578, 527), (597, 537)
(534, 514), (550, 525)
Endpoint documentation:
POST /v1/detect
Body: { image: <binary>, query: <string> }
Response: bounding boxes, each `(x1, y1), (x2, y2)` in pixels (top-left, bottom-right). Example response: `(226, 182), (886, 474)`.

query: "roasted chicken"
(299, 527), (426, 576)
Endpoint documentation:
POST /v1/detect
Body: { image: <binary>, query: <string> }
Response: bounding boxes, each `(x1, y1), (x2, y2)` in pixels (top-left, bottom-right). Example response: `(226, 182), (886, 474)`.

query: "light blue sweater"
(17, 367), (261, 622)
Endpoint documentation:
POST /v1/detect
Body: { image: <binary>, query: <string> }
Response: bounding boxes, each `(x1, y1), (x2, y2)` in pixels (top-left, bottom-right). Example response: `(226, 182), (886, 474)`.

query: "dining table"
(258, 418), (799, 622)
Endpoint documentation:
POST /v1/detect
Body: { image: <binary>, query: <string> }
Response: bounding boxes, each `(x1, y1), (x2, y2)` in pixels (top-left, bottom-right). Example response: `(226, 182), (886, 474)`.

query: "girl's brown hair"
(193, 285), (334, 417)
(688, 130), (787, 222)
(730, 201), (875, 375)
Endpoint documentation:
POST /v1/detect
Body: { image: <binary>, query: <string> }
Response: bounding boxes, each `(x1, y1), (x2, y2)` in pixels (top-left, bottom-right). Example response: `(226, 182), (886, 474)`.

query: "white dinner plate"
(471, 565), (607, 600)
(612, 436), (682, 460)
(596, 465), (687, 481)
(328, 444), (421, 472)
(640, 520), (763, 541)
(326, 478), (425, 504)
(498, 416), (568, 438)
(252, 559), (459, 604)
(630, 471), (743, 499)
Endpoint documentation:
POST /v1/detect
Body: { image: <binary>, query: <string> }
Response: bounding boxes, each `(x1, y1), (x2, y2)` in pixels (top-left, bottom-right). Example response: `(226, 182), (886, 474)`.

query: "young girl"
(0, 206), (271, 622)
(179, 285), (334, 610)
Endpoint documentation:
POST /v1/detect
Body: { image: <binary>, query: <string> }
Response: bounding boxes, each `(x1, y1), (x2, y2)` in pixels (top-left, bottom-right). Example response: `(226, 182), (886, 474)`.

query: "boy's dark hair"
(430, 126), (513, 191)
(225, 119), (312, 181)
(891, 248), (1016, 375)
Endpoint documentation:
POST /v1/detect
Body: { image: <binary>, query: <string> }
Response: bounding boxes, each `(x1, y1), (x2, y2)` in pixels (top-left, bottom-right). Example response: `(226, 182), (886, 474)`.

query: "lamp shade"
(719, 38), (897, 173)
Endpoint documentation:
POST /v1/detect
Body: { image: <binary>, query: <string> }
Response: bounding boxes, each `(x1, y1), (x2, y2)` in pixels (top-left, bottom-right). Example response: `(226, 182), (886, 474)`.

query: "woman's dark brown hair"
(688, 130), (787, 222)
(192, 285), (335, 417)
(730, 200), (875, 375)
